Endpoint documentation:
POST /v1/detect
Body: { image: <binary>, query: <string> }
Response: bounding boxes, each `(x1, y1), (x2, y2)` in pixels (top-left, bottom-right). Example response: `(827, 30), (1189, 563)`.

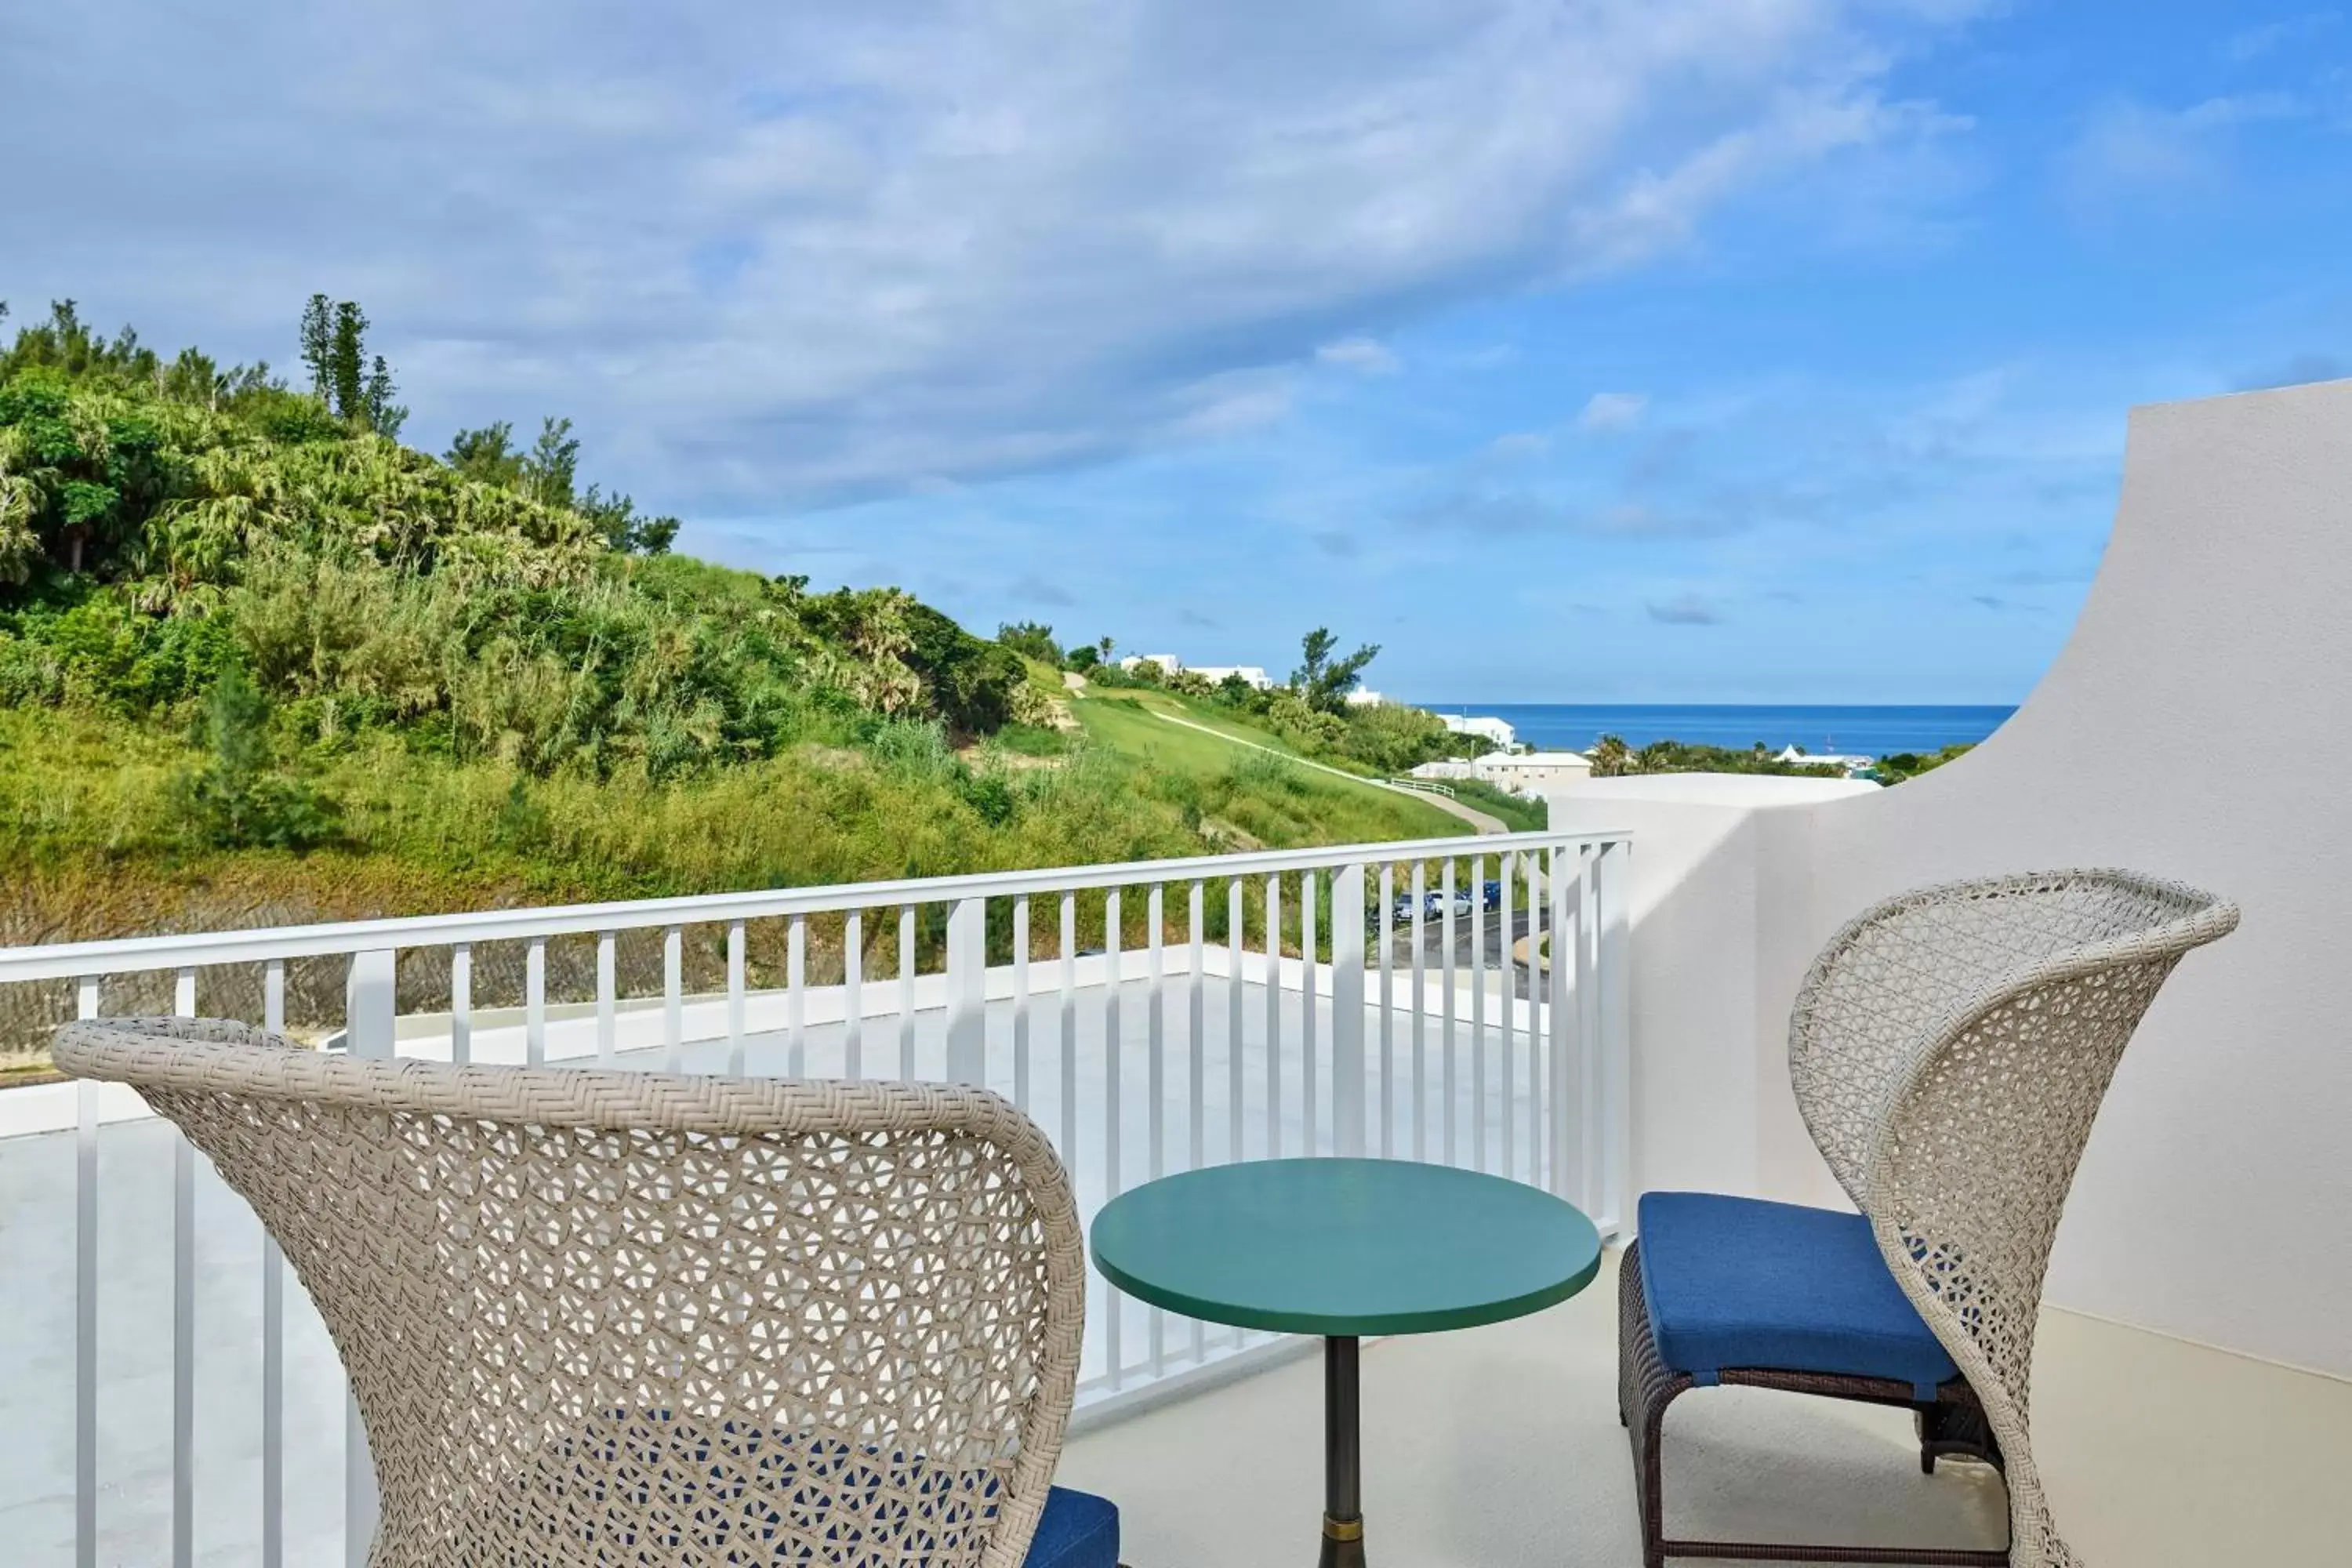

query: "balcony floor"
(1060, 1250), (2352, 1567)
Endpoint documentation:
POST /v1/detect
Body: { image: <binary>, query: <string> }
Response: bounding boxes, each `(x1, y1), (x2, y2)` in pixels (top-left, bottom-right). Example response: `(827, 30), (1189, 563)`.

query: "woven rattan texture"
(53, 1017), (1087, 1568)
(1788, 870), (2237, 1568)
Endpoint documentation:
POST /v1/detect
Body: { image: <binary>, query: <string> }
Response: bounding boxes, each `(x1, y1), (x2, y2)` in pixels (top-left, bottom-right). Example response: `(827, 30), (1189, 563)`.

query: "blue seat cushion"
(1027, 1485), (1121, 1568)
(1638, 1191), (1959, 1400)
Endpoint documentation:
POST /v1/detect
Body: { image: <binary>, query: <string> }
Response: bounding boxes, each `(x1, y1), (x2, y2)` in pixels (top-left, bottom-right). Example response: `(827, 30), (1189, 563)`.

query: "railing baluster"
(1301, 871), (1317, 1156)
(450, 943), (472, 1067)
(1331, 863), (1366, 1159)
(1225, 880), (1243, 1168)
(1410, 861), (1425, 1160)
(1576, 846), (1602, 1211)
(1264, 875), (1281, 1160)
(1525, 851), (1544, 1188)
(1147, 884), (1166, 1377)
(1058, 893), (1077, 1163)
(1378, 862), (1394, 1158)
(75, 974), (99, 1568)
(726, 921), (746, 1077)
(1442, 857), (1457, 1166)
(262, 960), (286, 1568)
(527, 935), (549, 1069)
(1013, 897), (1033, 1111)
(946, 897), (986, 1086)
(1226, 878), (1246, 1350)
(596, 931), (618, 1066)
(1187, 880), (1206, 1365)
(662, 927), (682, 1073)
(1549, 846), (1575, 1198)
(343, 952), (394, 1566)
(1500, 852), (1516, 1183)
(1104, 887), (1123, 1389)
(898, 906), (917, 1080)
(1471, 855), (1488, 1173)
(173, 967), (195, 1568)
(842, 911), (862, 1079)
(1597, 840), (1633, 1233)
(787, 915), (808, 1076)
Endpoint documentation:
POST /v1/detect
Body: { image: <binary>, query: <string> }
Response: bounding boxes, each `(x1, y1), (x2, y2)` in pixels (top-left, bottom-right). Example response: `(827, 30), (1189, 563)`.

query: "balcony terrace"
(2, 380), (2350, 1565)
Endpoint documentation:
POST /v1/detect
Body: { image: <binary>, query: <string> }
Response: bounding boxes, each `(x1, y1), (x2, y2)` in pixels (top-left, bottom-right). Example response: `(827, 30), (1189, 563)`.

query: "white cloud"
(2059, 93), (2304, 210)
(1316, 337), (1401, 376)
(1579, 391), (1650, 430)
(0, 0), (1978, 512)
(1485, 430), (1552, 458)
(2227, 14), (2339, 64)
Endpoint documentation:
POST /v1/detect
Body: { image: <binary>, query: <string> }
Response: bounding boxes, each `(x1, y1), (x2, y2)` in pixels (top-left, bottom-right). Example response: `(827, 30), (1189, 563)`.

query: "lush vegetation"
(1870, 743), (1974, 783)
(1586, 735), (1849, 779)
(0, 299), (1468, 986)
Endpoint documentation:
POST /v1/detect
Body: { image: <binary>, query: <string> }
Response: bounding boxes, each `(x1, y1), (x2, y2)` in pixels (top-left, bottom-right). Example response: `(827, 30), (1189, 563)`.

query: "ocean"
(1421, 704), (2016, 757)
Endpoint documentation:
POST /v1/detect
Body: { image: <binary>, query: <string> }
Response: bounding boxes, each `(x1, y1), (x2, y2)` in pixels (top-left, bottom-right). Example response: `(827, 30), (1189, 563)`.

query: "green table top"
(1089, 1157), (1602, 1337)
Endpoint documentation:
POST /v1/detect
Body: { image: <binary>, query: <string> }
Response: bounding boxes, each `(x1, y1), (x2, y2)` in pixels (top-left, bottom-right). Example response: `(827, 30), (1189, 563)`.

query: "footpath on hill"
(1137, 707), (1511, 836)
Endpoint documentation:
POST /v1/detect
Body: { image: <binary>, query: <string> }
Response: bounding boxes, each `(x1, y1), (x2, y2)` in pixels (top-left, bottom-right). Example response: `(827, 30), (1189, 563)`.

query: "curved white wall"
(1556, 377), (2352, 1377)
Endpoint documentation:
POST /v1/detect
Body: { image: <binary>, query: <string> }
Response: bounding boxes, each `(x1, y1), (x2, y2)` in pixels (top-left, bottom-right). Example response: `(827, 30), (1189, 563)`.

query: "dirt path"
(1140, 708), (1512, 836)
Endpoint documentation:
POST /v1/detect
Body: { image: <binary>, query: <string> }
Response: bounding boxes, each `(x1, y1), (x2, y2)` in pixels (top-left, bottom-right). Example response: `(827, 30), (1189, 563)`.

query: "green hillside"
(0, 299), (1468, 982)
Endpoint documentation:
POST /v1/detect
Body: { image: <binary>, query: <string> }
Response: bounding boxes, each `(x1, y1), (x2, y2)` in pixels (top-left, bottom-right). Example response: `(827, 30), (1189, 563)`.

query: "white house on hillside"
(1116, 653), (1183, 677)
(1472, 750), (1593, 795)
(1773, 744), (1877, 775)
(1440, 712), (1517, 750)
(1188, 665), (1273, 690)
(1412, 749), (1595, 797)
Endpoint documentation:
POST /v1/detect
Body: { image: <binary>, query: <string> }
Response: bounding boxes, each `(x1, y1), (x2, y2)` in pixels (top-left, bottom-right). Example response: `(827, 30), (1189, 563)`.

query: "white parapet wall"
(1554, 376), (2352, 1381)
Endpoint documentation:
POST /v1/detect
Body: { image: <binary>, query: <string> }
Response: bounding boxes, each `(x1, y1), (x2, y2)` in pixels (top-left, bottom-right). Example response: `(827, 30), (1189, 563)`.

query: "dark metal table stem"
(1321, 1336), (1364, 1568)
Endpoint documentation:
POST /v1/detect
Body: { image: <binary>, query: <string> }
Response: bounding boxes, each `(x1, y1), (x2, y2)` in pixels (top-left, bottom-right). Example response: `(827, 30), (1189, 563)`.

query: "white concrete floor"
(1059, 1249), (2352, 1567)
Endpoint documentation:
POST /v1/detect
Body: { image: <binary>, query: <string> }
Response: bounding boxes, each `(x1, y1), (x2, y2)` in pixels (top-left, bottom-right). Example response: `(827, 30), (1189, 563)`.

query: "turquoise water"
(1421, 704), (2016, 757)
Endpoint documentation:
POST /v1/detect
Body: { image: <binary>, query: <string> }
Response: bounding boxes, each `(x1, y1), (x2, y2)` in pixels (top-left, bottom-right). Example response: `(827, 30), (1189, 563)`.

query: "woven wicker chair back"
(1788, 869), (2238, 1567)
(54, 1017), (1087, 1568)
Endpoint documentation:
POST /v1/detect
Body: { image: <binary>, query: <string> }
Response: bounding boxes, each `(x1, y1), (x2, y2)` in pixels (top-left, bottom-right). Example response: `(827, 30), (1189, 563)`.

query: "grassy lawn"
(1069, 688), (1467, 844)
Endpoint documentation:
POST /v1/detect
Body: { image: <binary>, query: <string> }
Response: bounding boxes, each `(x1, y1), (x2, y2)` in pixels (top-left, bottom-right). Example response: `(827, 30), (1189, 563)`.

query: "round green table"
(1090, 1157), (1602, 1567)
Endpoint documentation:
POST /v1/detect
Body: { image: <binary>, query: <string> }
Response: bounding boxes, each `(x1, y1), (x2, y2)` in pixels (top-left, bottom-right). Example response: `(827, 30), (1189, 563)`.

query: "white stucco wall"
(1560, 379), (2352, 1379)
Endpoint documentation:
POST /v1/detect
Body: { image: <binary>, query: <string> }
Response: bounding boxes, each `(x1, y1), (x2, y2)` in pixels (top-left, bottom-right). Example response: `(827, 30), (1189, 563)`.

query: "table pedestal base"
(1319, 1336), (1365, 1567)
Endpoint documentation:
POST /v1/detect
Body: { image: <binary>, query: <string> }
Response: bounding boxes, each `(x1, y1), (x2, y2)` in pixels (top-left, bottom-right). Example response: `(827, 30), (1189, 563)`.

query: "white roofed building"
(1468, 749), (1593, 797)
(1187, 665), (1273, 690)
(1440, 712), (1517, 750)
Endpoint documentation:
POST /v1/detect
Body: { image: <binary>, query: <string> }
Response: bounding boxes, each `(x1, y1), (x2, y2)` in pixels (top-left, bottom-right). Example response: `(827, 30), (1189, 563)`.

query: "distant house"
(1773, 745), (1877, 775)
(1116, 653), (1184, 677)
(1189, 665), (1274, 690)
(1440, 712), (1517, 750)
(1410, 750), (1594, 796)
(1343, 688), (1387, 707)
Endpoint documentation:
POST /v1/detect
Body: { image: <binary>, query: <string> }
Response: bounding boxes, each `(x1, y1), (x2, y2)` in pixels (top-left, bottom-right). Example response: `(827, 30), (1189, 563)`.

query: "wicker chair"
(54, 1017), (1119, 1568)
(1619, 869), (2238, 1568)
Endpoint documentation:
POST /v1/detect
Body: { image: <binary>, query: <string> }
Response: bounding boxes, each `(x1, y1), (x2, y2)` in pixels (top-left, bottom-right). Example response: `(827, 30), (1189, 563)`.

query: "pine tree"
(361, 354), (407, 439)
(328, 301), (368, 421)
(298, 294), (333, 399)
(523, 416), (580, 509)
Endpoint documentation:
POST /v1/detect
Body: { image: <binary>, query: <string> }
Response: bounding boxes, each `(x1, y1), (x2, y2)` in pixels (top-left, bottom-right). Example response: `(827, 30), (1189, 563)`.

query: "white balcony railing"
(0, 827), (1630, 1568)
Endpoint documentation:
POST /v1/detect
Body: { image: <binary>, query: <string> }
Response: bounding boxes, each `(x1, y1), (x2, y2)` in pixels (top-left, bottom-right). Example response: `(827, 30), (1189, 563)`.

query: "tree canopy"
(0, 297), (1031, 792)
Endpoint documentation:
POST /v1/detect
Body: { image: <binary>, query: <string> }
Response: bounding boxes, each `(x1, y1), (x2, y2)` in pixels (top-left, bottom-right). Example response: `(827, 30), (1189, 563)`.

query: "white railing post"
(1548, 850), (1578, 1202)
(74, 974), (99, 1568)
(1595, 839), (1634, 1235)
(946, 895), (987, 1085)
(1330, 862), (1367, 1156)
(343, 949), (394, 1566)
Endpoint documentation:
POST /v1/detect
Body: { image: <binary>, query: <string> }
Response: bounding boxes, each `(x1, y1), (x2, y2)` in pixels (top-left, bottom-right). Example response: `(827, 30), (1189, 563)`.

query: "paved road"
(1142, 708), (1512, 835)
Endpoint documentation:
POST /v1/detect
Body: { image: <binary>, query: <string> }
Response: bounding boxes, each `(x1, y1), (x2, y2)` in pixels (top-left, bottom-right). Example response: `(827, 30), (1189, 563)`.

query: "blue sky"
(8, 3), (2350, 702)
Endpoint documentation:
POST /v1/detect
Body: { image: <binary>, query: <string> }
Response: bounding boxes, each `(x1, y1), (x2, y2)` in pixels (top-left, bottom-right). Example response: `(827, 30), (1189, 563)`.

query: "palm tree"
(1588, 734), (1632, 777)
